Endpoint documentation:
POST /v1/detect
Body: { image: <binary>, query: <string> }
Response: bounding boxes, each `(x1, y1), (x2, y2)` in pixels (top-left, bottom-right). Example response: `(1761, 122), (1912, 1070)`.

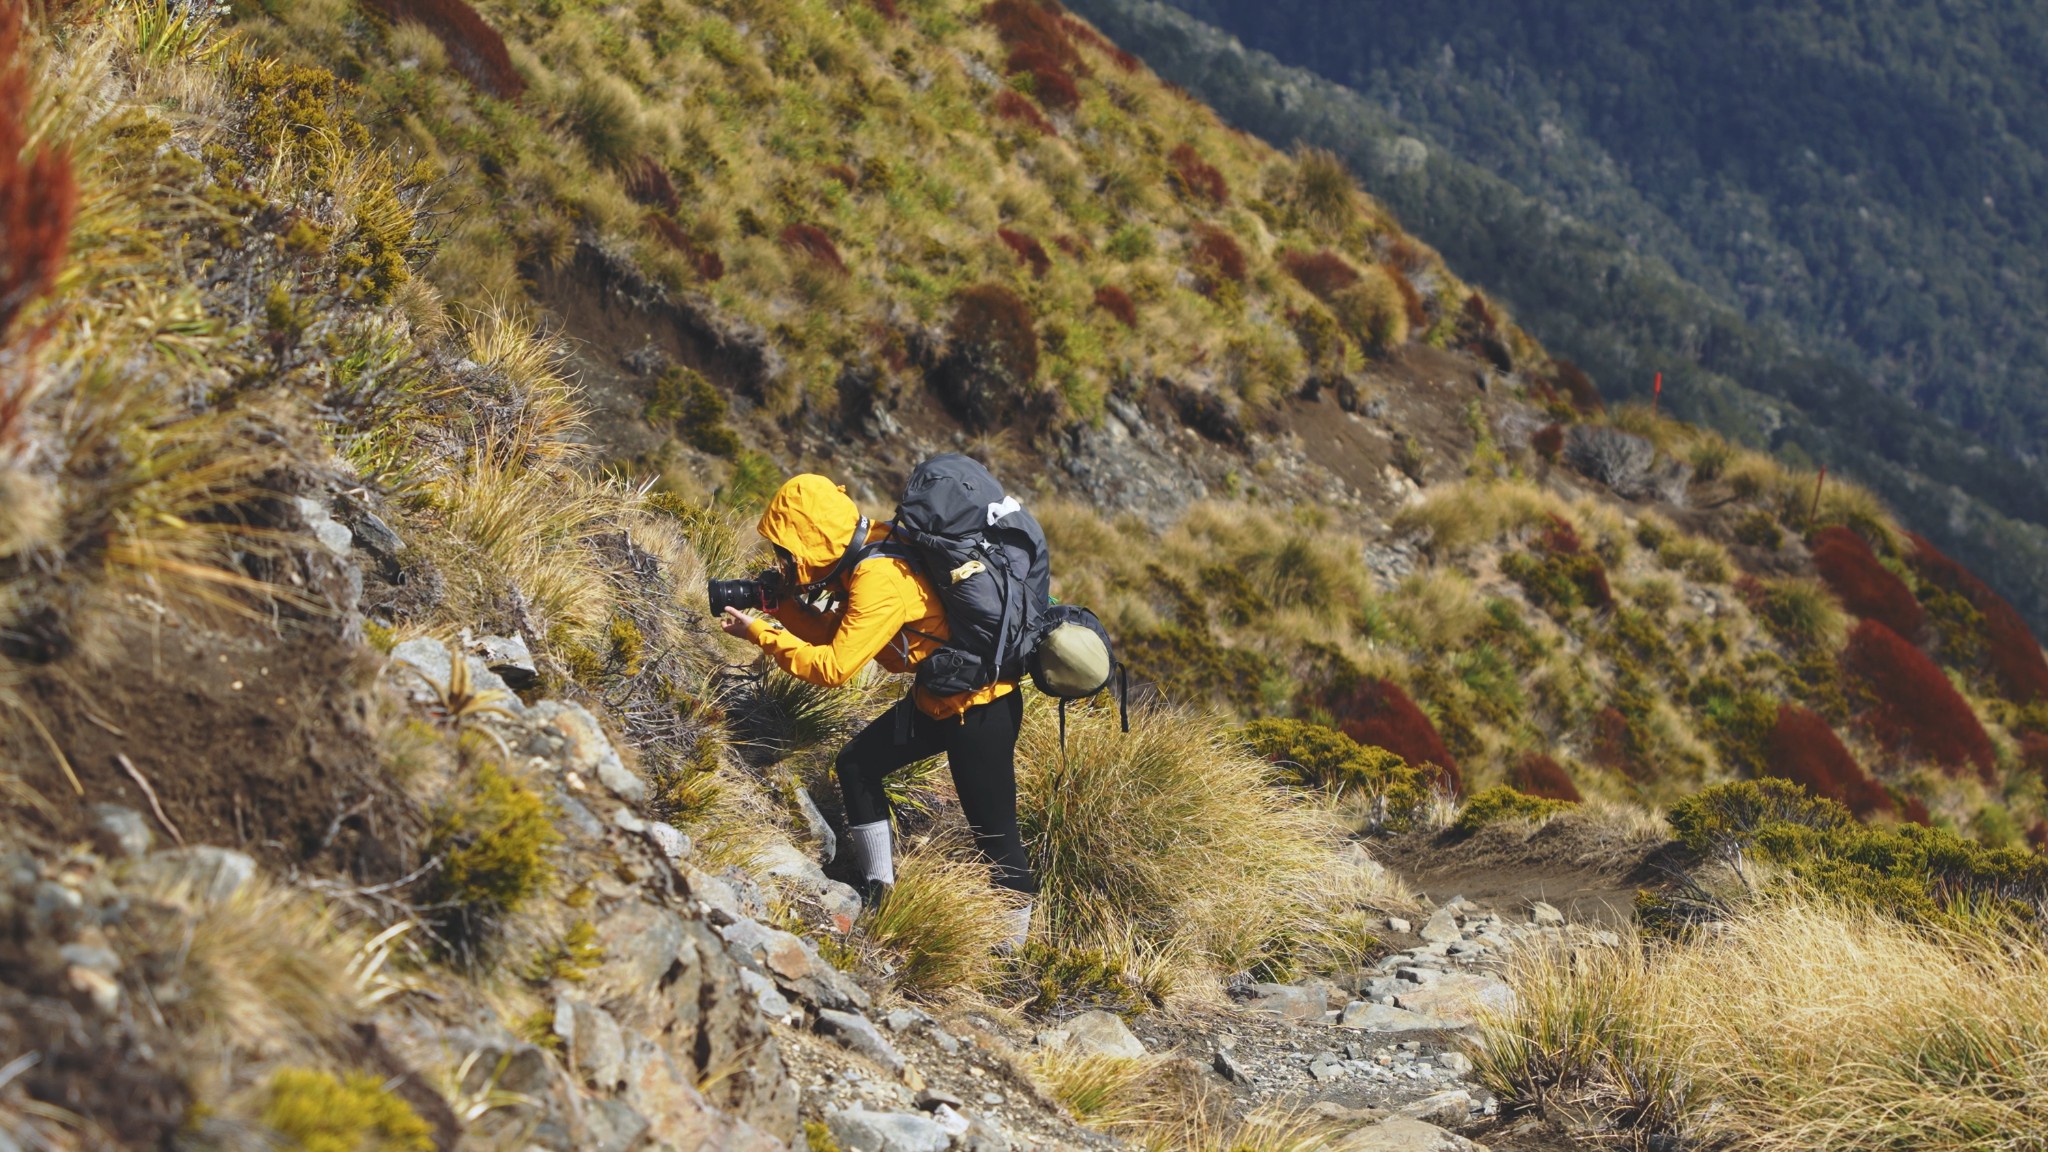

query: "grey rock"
(816, 1009), (907, 1075)
(826, 1108), (949, 1152)
(58, 943), (120, 976)
(1437, 1051), (1473, 1076)
(292, 496), (354, 558)
(1385, 916), (1412, 934)
(1246, 982), (1328, 1021)
(1338, 1117), (1486, 1151)
(1393, 974), (1516, 1026)
(551, 794), (606, 839)
(684, 866), (748, 925)
(132, 847), (255, 905)
(1398, 1090), (1475, 1126)
(884, 1008), (929, 1033)
(928, 1104), (971, 1138)
(339, 500), (405, 559)
(555, 997), (627, 1090)
(527, 701), (641, 801)
(738, 967), (793, 1018)
(1396, 967), (1443, 985)
(719, 917), (869, 1011)
(959, 1115), (1012, 1152)
(1213, 1046), (1254, 1084)
(913, 1087), (963, 1111)
(643, 822), (692, 863)
(1338, 1003), (1462, 1033)
(474, 633), (538, 689)
(1039, 1009), (1145, 1058)
(89, 805), (152, 859)
(612, 807), (647, 834)
(794, 786), (837, 864)
(755, 840), (831, 894)
(1529, 900), (1565, 927)
(589, 900), (685, 995)
(582, 1097), (650, 1152)
(392, 637), (526, 716)
(1418, 908), (1462, 944)
(1308, 1053), (1347, 1082)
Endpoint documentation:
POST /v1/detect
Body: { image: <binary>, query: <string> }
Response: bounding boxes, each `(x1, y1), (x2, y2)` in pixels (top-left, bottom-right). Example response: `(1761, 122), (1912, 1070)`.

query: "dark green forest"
(1067, 0), (2048, 634)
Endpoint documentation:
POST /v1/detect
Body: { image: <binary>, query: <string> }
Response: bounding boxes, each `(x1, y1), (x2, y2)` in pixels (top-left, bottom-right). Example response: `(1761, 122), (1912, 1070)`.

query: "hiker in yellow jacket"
(719, 474), (1034, 947)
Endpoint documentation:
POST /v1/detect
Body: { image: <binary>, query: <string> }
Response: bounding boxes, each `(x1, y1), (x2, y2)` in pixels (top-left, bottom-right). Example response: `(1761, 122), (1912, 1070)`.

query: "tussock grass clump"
(1476, 898), (2048, 1151)
(423, 759), (561, 953)
(1017, 703), (1338, 975)
(861, 841), (1019, 998)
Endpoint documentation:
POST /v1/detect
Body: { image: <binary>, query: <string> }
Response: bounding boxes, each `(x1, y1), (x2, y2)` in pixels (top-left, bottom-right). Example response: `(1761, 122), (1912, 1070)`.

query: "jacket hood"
(757, 474), (862, 583)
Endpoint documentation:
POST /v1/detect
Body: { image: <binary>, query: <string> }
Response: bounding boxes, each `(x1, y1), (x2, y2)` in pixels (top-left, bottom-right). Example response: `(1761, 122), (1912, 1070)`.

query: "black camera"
(708, 568), (785, 615)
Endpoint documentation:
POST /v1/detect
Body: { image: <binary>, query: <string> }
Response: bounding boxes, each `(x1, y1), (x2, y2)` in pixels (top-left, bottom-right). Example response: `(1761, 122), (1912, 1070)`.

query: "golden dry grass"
(1475, 895), (2048, 1149)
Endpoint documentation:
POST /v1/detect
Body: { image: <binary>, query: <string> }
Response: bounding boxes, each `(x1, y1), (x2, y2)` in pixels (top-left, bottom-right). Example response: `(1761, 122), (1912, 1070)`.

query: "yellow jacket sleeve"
(747, 565), (910, 687)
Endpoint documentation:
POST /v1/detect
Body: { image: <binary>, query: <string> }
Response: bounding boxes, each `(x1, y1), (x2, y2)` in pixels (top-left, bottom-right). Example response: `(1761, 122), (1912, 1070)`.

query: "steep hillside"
(1063, 0), (2048, 639)
(5, 0), (2048, 1150)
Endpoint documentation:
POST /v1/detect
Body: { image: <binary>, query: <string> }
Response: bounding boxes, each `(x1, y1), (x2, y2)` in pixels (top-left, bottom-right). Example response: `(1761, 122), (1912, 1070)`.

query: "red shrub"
(1324, 677), (1461, 796)
(1808, 526), (1924, 640)
(1388, 264), (1427, 329)
(866, 0), (901, 20)
(985, 0), (1079, 67)
(1384, 234), (1428, 273)
(1908, 533), (2048, 704)
(1279, 248), (1360, 300)
(623, 156), (681, 214)
(1189, 224), (1245, 289)
(1509, 753), (1582, 803)
(1092, 284), (1137, 329)
(1551, 359), (1603, 413)
(938, 283), (1040, 428)
(997, 227), (1051, 278)
(365, 0), (525, 100)
(1901, 796), (1932, 826)
(1167, 143), (1228, 204)
(1842, 619), (1997, 780)
(1052, 233), (1088, 257)
(992, 89), (1053, 135)
(2020, 731), (2048, 781)
(1006, 45), (1081, 111)
(1590, 706), (1644, 780)
(2029, 819), (2048, 854)
(646, 213), (723, 281)
(1462, 292), (1499, 333)
(1763, 704), (1892, 818)
(1537, 513), (1584, 556)
(822, 163), (861, 190)
(1532, 423), (1564, 461)
(779, 223), (847, 275)
(1062, 14), (1140, 71)
(0, 0), (75, 349)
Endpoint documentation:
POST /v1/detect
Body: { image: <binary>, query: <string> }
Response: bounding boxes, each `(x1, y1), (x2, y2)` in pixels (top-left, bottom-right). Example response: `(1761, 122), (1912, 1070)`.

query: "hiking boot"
(858, 878), (892, 909)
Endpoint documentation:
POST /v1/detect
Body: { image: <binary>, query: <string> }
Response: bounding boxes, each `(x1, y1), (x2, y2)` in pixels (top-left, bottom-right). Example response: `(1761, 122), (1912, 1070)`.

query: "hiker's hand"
(720, 607), (759, 640)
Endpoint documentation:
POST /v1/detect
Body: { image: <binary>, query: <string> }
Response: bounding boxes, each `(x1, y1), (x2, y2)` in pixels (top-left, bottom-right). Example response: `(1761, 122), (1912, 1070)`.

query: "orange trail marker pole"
(1652, 371), (1663, 413)
(1809, 465), (1827, 524)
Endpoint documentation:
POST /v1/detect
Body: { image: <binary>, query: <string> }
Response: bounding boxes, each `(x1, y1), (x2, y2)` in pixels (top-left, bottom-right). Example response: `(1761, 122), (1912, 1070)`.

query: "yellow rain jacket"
(744, 474), (1014, 719)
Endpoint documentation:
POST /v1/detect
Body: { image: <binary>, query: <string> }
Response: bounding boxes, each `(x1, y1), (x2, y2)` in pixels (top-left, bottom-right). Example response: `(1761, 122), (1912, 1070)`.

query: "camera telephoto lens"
(707, 578), (764, 615)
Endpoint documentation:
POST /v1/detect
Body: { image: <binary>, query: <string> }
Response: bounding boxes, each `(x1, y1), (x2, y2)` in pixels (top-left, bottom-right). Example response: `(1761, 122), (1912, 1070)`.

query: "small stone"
(1213, 1046), (1254, 1084)
(555, 997), (627, 1090)
(89, 805), (153, 860)
(826, 1108), (949, 1152)
(914, 1087), (963, 1112)
(1308, 1053), (1346, 1082)
(819, 879), (862, 922)
(1398, 1089), (1475, 1126)
(1245, 982), (1328, 1021)
(738, 968), (792, 1018)
(527, 701), (638, 800)
(1394, 974), (1517, 1026)
(1418, 908), (1462, 944)
(754, 840), (832, 894)
(612, 807), (647, 834)
(1396, 967), (1443, 985)
(959, 1115), (1012, 1152)
(1386, 916), (1413, 934)
(133, 846), (255, 905)
(979, 1092), (1004, 1106)
(292, 496), (354, 558)
(58, 943), (120, 976)
(473, 633), (537, 689)
(1529, 900), (1565, 927)
(928, 1104), (971, 1138)
(1038, 1009), (1146, 1058)
(794, 786), (837, 864)
(1338, 1002), (1461, 1033)
(66, 965), (121, 1013)
(817, 1009), (908, 1076)
(582, 1098), (650, 1152)
(1337, 1117), (1486, 1151)
(1437, 1051), (1474, 1076)
(642, 822), (691, 863)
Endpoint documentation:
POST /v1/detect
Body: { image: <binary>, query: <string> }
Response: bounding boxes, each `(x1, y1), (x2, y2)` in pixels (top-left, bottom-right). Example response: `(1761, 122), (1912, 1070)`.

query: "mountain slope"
(1065, 0), (2048, 636)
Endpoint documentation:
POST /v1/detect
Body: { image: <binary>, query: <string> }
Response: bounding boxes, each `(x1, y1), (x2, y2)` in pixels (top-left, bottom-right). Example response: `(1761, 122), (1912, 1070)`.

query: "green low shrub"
(1237, 717), (1422, 813)
(260, 1067), (433, 1152)
(1453, 786), (1576, 834)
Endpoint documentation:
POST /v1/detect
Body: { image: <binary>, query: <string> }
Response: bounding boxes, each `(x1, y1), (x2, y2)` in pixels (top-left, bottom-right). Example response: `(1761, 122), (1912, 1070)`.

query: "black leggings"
(835, 691), (1036, 895)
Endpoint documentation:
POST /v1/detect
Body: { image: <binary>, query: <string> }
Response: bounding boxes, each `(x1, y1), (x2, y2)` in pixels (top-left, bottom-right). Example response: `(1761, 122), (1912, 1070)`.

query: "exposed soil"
(1375, 819), (1681, 929)
(3, 612), (397, 877)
